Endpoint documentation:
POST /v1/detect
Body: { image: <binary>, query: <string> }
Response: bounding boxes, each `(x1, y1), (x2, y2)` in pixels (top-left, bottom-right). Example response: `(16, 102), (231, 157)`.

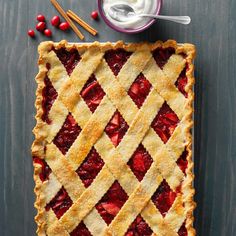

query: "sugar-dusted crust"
(32, 40), (196, 236)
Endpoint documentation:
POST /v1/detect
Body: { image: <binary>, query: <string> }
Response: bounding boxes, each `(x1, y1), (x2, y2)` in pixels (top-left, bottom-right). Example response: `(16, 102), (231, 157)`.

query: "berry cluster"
(28, 9), (99, 39)
(28, 14), (70, 38)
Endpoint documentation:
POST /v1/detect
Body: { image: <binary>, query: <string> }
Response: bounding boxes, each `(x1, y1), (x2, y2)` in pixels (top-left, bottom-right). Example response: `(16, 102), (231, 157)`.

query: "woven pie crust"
(32, 40), (196, 236)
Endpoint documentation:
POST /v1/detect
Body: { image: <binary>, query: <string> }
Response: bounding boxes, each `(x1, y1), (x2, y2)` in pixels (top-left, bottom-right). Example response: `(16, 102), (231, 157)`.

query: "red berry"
(28, 29), (35, 37)
(59, 22), (70, 31)
(36, 22), (46, 32)
(37, 14), (46, 22)
(51, 15), (61, 27)
(91, 11), (99, 20)
(44, 29), (52, 37)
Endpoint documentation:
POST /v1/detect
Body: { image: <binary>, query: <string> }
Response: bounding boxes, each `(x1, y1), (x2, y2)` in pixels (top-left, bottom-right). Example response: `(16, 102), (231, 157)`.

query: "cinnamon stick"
(67, 10), (98, 36)
(50, 0), (84, 40)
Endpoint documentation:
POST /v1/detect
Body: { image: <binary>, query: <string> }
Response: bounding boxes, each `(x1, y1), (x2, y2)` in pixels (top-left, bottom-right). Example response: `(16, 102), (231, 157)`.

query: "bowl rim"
(97, 0), (163, 34)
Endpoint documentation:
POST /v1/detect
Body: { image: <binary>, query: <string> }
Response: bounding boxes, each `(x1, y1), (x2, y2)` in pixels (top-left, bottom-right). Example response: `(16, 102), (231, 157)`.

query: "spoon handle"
(139, 14), (191, 25)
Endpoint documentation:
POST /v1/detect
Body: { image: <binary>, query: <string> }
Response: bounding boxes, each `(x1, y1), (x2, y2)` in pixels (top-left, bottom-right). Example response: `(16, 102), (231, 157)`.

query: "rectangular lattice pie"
(32, 40), (196, 236)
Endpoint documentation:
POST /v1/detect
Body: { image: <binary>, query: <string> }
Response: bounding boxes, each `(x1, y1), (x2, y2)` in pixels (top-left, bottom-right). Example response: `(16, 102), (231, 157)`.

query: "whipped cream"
(103, 0), (158, 29)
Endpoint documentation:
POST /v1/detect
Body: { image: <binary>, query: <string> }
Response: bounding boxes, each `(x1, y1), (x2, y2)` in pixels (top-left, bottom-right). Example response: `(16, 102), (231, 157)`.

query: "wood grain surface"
(0, 0), (235, 235)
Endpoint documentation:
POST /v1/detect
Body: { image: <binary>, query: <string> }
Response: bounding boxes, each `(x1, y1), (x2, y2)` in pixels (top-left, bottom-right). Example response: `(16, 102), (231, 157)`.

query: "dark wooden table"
(0, 0), (236, 235)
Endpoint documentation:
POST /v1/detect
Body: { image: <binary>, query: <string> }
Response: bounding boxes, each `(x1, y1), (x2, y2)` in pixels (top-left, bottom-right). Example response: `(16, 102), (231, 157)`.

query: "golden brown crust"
(32, 40), (196, 236)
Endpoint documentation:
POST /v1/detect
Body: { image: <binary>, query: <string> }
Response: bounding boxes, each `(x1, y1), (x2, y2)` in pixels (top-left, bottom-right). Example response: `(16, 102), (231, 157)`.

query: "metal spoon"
(108, 4), (191, 25)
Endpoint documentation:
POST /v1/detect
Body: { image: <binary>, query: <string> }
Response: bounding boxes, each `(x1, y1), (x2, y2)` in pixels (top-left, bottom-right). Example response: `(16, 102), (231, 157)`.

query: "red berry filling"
(153, 47), (175, 69)
(151, 102), (179, 143)
(46, 187), (72, 219)
(178, 223), (188, 236)
(76, 147), (104, 188)
(70, 222), (92, 236)
(176, 149), (188, 174)
(33, 157), (51, 182)
(125, 215), (153, 236)
(128, 73), (152, 108)
(127, 144), (153, 181)
(53, 114), (81, 154)
(80, 75), (105, 113)
(54, 48), (81, 75)
(96, 181), (128, 225)
(105, 49), (132, 76)
(176, 184), (182, 194)
(152, 180), (177, 217)
(105, 111), (129, 147)
(42, 76), (58, 124)
(175, 67), (188, 98)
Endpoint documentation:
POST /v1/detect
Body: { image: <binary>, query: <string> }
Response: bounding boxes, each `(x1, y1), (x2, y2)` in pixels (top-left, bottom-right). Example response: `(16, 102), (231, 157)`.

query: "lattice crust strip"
(32, 40), (196, 236)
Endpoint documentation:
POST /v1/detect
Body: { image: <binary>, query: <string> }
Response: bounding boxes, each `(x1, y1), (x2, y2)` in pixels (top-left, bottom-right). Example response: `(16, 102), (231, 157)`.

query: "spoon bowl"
(108, 5), (138, 22)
